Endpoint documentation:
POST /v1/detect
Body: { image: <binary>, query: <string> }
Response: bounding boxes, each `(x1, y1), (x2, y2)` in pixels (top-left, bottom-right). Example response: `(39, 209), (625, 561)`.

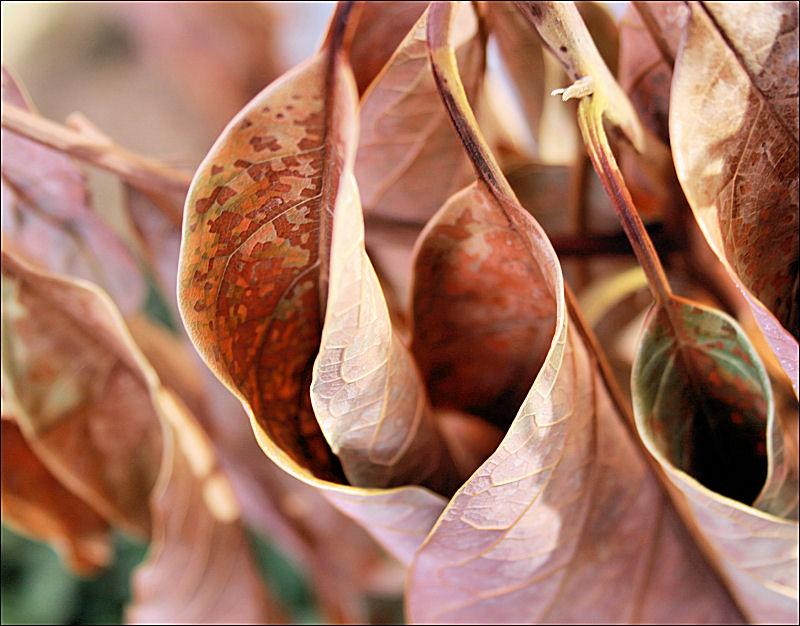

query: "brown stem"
(2, 104), (192, 196)
(578, 100), (674, 307)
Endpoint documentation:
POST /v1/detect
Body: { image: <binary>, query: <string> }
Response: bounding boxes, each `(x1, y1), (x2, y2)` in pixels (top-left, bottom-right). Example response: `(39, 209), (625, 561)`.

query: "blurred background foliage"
(1, 3), (338, 624)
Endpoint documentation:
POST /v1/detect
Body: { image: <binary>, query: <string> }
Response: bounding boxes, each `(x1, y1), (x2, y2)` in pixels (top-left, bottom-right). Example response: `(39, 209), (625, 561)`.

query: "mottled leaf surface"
(178, 44), (352, 481)
(634, 299), (799, 623)
(0, 67), (145, 315)
(406, 5), (742, 623)
(670, 1), (799, 394)
(0, 419), (111, 575)
(355, 4), (483, 223)
(411, 181), (557, 429)
(177, 8), (454, 565)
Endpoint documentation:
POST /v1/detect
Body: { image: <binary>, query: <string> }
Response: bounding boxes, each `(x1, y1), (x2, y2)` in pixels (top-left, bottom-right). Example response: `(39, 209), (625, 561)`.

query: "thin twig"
(2, 104), (192, 196)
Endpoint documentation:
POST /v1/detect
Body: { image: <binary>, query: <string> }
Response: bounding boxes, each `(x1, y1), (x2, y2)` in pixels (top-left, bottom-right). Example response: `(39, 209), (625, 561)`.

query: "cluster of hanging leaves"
(1, 1), (798, 623)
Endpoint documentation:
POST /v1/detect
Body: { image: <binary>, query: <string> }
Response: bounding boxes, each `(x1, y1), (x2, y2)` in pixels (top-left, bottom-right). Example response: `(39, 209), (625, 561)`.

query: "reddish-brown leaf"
(0, 419), (111, 575)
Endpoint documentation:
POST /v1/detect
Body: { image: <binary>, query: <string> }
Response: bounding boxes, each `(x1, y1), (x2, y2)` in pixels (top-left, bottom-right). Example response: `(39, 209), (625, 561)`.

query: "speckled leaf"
(0, 418), (112, 575)
(1, 251), (161, 536)
(312, 170), (460, 491)
(669, 1), (799, 395)
(350, 1), (428, 94)
(178, 17), (355, 481)
(355, 3), (484, 224)
(633, 298), (799, 623)
(1, 250), (278, 622)
(406, 5), (742, 622)
(177, 5), (452, 565)
(0, 67), (145, 315)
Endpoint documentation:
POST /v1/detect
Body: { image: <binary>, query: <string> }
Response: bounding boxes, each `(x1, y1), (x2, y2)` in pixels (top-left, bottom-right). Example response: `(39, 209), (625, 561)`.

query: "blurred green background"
(1, 524), (321, 624)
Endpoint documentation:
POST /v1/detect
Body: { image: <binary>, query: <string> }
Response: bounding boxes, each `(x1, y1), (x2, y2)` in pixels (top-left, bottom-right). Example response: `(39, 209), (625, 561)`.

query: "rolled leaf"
(633, 298), (799, 623)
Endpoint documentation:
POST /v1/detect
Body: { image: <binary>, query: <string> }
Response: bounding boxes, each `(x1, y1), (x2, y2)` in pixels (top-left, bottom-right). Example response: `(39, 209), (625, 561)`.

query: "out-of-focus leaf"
(1, 250), (280, 623)
(0, 420), (111, 575)
(355, 3), (484, 223)
(576, 1), (619, 75)
(488, 2), (545, 149)
(178, 4), (450, 566)
(633, 298), (799, 623)
(406, 5), (743, 622)
(618, 2), (686, 143)
(312, 171), (460, 491)
(349, 1), (428, 95)
(0, 67), (146, 315)
(669, 1), (799, 395)
(128, 388), (282, 625)
(1, 253), (161, 536)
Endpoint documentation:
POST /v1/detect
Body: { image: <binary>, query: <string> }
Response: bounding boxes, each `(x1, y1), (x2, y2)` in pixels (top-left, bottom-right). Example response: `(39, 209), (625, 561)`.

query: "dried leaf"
(178, 14), (355, 480)
(0, 419), (111, 575)
(669, 1), (799, 395)
(1, 252), (161, 535)
(1, 250), (278, 623)
(355, 3), (484, 223)
(349, 1), (428, 95)
(618, 2), (686, 142)
(128, 388), (281, 625)
(178, 4), (451, 565)
(406, 5), (742, 622)
(633, 298), (799, 623)
(312, 172), (460, 491)
(488, 2), (546, 149)
(0, 67), (146, 315)
(411, 180), (557, 428)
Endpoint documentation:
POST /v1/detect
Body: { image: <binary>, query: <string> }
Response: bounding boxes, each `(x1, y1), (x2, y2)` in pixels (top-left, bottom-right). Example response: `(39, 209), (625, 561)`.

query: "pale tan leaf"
(670, 1), (799, 395)
(1, 252), (161, 535)
(355, 3), (484, 223)
(1, 250), (279, 623)
(128, 388), (281, 625)
(350, 1), (429, 94)
(312, 173), (460, 491)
